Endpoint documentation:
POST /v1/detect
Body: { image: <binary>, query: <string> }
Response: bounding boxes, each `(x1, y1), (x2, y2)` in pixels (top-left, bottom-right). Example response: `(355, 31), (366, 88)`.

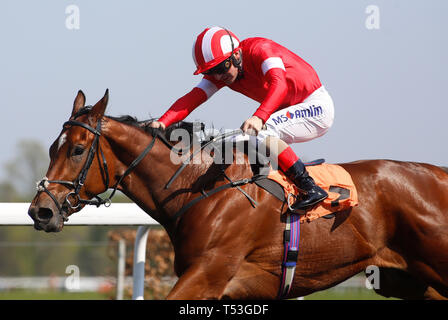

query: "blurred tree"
(3, 139), (48, 200)
(0, 181), (21, 202)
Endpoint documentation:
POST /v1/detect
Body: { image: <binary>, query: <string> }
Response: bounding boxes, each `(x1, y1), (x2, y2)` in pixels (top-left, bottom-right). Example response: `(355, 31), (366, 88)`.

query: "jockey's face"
(213, 50), (241, 85)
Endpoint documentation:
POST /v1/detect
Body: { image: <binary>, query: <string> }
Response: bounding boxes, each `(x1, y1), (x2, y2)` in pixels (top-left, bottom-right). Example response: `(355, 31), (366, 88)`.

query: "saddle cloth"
(267, 163), (359, 223)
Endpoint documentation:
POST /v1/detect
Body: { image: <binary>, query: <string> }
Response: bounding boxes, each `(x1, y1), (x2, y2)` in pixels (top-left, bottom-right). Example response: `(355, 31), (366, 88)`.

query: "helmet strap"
(231, 53), (243, 79)
(224, 28), (243, 78)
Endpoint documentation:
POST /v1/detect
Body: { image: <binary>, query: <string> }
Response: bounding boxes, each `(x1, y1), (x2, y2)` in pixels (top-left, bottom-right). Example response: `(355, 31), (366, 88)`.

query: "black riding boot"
(285, 160), (328, 210)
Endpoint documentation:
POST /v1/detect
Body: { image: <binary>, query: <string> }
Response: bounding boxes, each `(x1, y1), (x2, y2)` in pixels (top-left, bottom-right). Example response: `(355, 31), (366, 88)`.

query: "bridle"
(37, 107), (158, 221)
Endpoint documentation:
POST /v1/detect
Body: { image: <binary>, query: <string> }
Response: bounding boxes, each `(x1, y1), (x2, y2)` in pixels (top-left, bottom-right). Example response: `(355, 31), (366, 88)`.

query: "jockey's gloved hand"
(241, 116), (264, 136)
(149, 121), (166, 130)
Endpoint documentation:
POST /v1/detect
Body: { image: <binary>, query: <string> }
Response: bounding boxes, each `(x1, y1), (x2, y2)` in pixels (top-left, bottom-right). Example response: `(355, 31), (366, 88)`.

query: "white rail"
(0, 203), (158, 300)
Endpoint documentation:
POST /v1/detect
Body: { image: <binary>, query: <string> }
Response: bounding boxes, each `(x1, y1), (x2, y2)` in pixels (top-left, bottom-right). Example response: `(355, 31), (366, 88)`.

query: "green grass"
(304, 287), (397, 300)
(0, 290), (110, 300)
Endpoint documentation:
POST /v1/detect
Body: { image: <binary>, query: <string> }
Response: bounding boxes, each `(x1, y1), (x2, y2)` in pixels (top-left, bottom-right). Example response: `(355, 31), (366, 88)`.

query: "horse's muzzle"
(28, 204), (65, 233)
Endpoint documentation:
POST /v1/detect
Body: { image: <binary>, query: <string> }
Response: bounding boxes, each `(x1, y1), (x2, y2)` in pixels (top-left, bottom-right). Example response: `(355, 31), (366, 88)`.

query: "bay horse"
(28, 90), (448, 300)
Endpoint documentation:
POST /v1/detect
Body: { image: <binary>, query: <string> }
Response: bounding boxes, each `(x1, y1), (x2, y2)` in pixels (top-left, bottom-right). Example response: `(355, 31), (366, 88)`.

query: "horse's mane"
(106, 115), (264, 166)
(107, 114), (207, 145)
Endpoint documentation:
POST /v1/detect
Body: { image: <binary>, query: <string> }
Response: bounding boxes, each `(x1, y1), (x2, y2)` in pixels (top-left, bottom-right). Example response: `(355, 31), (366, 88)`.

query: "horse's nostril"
(37, 208), (54, 221)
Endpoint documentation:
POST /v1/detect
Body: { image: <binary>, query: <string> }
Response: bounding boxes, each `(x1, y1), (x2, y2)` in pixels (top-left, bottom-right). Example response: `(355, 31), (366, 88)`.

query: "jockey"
(150, 26), (334, 210)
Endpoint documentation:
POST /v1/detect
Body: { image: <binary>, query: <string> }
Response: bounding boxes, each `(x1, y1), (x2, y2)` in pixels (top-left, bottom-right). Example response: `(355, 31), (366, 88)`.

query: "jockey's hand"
(241, 116), (264, 136)
(149, 121), (166, 130)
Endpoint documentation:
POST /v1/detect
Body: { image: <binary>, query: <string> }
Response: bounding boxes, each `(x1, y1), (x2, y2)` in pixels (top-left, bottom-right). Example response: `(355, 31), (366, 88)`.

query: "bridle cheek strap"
(37, 119), (106, 219)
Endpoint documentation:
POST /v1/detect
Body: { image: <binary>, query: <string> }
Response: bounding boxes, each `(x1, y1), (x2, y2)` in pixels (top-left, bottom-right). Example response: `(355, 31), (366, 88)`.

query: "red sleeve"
(253, 68), (288, 122)
(158, 87), (207, 127)
(158, 77), (224, 127)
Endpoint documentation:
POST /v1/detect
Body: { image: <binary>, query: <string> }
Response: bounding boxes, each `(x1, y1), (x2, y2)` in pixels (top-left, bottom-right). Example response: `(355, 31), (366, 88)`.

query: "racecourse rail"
(0, 202), (157, 300)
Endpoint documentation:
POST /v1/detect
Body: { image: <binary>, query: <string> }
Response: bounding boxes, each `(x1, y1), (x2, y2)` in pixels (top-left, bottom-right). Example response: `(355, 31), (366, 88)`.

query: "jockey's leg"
(263, 136), (328, 210)
(253, 86), (334, 210)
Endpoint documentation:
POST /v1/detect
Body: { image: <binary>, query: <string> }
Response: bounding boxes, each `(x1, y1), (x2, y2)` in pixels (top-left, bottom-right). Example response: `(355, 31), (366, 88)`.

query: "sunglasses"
(203, 58), (232, 75)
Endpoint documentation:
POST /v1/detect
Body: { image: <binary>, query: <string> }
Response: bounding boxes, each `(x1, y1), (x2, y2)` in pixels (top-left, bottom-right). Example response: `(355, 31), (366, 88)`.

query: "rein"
(164, 129), (243, 189)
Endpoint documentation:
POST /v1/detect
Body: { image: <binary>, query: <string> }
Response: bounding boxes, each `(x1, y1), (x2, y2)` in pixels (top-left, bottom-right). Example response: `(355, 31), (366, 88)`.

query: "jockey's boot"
(285, 160), (328, 211)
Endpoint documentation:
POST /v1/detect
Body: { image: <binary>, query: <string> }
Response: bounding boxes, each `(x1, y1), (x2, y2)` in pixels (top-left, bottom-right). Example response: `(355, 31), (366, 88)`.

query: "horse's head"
(28, 89), (110, 232)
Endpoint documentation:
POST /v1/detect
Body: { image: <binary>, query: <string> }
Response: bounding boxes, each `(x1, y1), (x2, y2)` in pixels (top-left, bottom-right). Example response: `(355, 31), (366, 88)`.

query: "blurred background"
(0, 0), (445, 299)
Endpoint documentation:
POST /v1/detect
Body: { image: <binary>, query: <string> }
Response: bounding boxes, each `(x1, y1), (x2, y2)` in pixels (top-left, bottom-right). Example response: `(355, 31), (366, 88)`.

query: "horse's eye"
(72, 145), (85, 157)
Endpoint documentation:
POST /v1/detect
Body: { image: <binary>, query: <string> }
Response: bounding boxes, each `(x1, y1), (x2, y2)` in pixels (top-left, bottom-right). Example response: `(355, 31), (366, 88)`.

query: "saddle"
(255, 159), (359, 222)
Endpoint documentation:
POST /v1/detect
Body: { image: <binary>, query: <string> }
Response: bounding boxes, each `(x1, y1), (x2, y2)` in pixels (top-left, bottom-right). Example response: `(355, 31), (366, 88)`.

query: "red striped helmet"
(192, 26), (240, 75)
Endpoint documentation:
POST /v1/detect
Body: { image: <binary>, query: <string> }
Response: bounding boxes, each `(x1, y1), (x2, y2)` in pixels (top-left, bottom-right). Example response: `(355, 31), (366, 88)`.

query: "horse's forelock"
(72, 105), (94, 119)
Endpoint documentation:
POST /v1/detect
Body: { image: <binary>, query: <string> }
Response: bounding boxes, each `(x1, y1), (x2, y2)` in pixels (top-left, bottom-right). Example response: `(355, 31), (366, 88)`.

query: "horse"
(28, 90), (448, 300)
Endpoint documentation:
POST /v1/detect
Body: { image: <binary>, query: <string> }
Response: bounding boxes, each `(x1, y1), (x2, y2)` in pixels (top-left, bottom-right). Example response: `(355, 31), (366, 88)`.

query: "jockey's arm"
(158, 78), (223, 128)
(253, 68), (288, 123)
(157, 87), (207, 128)
(242, 67), (288, 134)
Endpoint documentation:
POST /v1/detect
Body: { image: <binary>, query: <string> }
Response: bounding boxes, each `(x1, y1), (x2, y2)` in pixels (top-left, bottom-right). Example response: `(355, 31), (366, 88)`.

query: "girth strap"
(278, 212), (301, 299)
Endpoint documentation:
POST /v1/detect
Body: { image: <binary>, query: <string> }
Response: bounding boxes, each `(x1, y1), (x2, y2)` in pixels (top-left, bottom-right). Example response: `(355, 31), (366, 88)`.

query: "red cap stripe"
(193, 29), (208, 67)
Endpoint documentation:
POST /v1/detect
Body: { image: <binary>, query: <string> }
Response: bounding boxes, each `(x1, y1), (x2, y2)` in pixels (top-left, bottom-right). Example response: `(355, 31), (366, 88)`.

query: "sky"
(0, 0), (447, 181)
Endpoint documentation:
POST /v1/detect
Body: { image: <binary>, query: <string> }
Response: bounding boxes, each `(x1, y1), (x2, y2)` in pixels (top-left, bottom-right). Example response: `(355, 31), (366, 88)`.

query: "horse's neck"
(103, 120), (210, 227)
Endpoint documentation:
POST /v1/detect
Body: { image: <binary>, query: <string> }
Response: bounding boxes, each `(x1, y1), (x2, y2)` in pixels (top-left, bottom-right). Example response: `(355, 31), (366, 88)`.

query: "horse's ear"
(71, 90), (86, 118)
(88, 89), (109, 126)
